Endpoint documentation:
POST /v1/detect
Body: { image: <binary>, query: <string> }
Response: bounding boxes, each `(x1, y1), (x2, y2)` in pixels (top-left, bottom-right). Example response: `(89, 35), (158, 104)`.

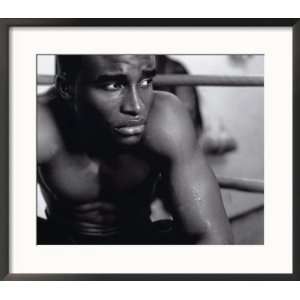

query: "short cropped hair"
(56, 55), (83, 81)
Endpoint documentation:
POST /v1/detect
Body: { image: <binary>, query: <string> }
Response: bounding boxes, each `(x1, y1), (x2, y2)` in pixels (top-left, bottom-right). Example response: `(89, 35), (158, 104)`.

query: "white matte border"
(10, 27), (292, 274)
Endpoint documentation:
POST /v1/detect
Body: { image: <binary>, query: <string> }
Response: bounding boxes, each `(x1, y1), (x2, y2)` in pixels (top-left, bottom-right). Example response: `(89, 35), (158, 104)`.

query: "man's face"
(73, 55), (156, 148)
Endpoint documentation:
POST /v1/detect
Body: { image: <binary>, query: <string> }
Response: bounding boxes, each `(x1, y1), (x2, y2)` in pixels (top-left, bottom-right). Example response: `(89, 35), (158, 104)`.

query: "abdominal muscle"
(38, 148), (157, 240)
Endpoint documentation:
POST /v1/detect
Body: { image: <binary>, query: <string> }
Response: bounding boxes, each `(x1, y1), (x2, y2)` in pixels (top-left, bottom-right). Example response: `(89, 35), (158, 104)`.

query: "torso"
(37, 89), (163, 239)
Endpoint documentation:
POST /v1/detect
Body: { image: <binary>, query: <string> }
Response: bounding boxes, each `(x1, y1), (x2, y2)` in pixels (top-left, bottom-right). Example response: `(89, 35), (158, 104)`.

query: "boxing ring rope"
(155, 74), (264, 87)
(217, 177), (263, 193)
(37, 74), (264, 194)
(38, 74), (264, 87)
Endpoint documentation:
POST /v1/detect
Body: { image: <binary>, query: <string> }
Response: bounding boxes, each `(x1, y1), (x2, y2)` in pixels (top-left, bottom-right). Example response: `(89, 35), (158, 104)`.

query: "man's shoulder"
(151, 90), (182, 114)
(37, 87), (64, 163)
(145, 91), (197, 159)
(37, 86), (58, 104)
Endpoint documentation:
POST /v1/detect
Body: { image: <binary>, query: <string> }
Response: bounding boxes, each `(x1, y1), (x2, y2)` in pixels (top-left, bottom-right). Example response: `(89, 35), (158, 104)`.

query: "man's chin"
(114, 134), (143, 146)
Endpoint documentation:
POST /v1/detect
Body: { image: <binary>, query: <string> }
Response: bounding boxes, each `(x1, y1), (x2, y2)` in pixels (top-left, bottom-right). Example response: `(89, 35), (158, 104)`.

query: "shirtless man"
(37, 55), (232, 245)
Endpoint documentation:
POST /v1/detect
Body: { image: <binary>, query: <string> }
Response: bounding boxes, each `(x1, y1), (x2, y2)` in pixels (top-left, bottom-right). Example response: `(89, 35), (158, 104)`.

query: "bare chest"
(38, 150), (155, 204)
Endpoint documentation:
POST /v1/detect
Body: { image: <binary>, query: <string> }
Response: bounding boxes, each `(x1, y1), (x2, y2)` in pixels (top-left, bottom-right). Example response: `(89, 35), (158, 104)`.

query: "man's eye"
(98, 82), (124, 91)
(139, 78), (153, 88)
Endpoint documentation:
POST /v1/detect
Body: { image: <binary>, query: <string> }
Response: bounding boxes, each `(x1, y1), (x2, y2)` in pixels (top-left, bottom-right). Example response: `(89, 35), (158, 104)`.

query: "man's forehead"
(81, 55), (156, 73)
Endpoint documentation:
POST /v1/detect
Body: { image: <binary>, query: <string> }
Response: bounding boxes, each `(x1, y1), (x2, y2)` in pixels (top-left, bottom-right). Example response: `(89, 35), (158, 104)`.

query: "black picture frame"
(0, 18), (299, 281)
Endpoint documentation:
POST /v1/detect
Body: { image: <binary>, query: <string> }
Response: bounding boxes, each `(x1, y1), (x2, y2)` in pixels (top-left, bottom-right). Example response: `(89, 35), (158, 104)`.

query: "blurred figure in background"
(155, 55), (237, 155)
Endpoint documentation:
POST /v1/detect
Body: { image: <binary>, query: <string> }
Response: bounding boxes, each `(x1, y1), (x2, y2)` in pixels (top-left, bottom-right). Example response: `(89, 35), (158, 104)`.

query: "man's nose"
(121, 86), (143, 116)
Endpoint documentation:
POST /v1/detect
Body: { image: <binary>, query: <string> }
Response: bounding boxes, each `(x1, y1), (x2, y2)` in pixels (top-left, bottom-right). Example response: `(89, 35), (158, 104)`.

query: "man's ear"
(56, 73), (74, 100)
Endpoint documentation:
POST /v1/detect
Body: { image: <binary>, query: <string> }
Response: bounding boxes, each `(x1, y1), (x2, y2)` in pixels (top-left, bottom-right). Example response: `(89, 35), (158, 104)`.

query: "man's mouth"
(114, 124), (145, 136)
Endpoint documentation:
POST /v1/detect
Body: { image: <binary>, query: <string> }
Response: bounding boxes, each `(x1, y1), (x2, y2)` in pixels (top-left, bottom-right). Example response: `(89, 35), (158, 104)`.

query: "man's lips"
(114, 124), (145, 136)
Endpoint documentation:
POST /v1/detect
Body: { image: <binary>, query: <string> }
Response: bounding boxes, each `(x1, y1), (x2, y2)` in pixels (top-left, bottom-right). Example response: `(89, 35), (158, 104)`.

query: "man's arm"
(163, 145), (233, 244)
(147, 92), (233, 244)
(37, 101), (62, 164)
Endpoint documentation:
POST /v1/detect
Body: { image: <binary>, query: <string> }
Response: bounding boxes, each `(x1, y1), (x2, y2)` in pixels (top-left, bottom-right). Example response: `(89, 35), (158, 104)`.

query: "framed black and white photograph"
(0, 19), (299, 280)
